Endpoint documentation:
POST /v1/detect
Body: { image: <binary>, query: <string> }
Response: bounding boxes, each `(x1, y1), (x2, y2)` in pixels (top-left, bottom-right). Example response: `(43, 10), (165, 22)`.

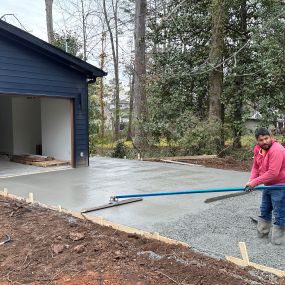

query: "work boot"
(257, 218), (271, 238)
(271, 225), (285, 245)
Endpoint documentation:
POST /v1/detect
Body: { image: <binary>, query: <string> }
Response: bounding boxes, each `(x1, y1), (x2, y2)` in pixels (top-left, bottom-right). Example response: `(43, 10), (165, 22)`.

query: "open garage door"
(0, 95), (74, 175)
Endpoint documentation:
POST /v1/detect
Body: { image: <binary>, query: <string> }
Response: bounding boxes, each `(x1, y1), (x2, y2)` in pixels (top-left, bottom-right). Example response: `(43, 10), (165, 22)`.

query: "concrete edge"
(0, 188), (190, 248)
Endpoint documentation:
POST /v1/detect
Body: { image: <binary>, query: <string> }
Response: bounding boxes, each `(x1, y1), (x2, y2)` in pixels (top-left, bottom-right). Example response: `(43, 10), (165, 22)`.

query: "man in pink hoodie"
(246, 128), (285, 245)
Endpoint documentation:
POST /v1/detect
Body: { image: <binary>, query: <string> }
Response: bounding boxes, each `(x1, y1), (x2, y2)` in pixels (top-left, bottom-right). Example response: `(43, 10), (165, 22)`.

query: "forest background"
(3, 0), (285, 160)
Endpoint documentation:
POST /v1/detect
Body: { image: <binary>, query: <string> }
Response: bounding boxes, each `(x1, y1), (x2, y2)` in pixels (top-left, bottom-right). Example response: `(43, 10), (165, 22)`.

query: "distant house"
(245, 110), (285, 134)
(0, 20), (107, 167)
(245, 111), (263, 132)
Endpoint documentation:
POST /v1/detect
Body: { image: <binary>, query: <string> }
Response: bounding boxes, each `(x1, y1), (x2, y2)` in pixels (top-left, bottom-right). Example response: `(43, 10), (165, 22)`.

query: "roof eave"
(0, 20), (107, 78)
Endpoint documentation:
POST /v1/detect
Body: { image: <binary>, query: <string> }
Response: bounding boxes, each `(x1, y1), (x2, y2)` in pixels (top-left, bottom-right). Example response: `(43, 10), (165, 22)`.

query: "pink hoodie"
(250, 140), (285, 187)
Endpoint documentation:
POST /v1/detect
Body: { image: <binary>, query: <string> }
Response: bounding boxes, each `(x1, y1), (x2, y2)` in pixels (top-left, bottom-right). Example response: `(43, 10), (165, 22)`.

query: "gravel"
(154, 191), (285, 271)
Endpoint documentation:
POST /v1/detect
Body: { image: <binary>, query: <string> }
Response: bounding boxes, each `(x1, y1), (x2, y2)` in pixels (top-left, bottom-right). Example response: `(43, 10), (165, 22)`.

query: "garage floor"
(0, 157), (71, 179)
(1, 156), (284, 271)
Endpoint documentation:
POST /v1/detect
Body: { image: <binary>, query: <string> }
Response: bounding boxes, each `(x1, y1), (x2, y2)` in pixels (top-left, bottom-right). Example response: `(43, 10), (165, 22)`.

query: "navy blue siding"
(0, 36), (89, 167)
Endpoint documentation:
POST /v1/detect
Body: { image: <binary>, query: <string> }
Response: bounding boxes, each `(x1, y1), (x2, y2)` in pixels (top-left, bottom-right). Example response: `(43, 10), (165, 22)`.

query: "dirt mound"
(0, 198), (284, 285)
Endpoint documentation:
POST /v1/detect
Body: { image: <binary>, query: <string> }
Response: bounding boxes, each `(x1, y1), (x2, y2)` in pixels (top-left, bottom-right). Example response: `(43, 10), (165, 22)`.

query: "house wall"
(0, 96), (13, 154)
(12, 97), (42, 155)
(245, 120), (258, 133)
(41, 98), (71, 161)
(0, 34), (89, 166)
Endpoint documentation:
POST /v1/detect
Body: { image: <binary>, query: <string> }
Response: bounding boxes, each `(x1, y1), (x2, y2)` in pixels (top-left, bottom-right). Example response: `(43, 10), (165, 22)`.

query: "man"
(246, 127), (285, 245)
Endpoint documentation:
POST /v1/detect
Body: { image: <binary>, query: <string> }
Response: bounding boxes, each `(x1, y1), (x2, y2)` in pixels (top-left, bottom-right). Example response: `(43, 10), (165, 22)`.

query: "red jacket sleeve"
(250, 148), (284, 187)
(249, 146), (259, 181)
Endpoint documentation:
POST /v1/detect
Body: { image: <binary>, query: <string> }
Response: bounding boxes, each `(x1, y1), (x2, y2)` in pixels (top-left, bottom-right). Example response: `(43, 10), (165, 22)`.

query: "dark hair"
(255, 127), (270, 139)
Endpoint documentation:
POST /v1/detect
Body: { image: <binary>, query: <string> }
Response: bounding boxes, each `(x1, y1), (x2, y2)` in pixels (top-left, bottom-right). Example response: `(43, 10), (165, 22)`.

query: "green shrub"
(179, 120), (222, 155)
(112, 141), (128, 158)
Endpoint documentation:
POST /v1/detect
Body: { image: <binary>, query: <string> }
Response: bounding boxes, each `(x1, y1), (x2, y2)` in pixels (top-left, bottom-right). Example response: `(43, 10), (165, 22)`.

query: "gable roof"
(0, 20), (107, 80)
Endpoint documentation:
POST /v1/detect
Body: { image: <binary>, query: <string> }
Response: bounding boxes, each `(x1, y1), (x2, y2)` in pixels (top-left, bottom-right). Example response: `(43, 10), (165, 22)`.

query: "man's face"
(257, 135), (273, 150)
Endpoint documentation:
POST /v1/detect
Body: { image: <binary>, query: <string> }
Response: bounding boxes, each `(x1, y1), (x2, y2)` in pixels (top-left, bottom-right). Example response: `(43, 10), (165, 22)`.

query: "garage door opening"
(0, 95), (74, 177)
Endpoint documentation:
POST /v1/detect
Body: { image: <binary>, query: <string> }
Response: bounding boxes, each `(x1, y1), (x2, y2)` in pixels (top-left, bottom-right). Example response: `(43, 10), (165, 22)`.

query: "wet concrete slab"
(0, 156), (249, 231)
(0, 159), (71, 179)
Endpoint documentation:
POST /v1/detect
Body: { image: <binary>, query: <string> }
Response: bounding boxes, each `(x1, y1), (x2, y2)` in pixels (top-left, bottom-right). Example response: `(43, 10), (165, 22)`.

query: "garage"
(0, 19), (106, 177)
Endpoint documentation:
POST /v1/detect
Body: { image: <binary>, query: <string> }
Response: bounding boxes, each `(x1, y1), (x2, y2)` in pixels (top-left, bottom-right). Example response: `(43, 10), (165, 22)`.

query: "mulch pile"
(0, 198), (284, 285)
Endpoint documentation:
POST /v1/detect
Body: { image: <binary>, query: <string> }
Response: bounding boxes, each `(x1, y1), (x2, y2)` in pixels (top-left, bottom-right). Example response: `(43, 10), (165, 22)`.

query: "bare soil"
(178, 157), (252, 172)
(0, 198), (284, 285)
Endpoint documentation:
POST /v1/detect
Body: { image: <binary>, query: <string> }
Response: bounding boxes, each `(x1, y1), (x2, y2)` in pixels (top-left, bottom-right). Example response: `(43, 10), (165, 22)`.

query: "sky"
(0, 0), (48, 41)
(0, 1), (132, 86)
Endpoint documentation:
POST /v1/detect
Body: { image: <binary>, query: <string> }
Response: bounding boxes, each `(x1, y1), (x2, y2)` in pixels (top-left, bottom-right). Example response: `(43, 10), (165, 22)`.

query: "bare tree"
(45, 0), (54, 43)
(99, 31), (107, 139)
(102, 0), (120, 141)
(126, 63), (135, 141)
(79, 0), (87, 60)
(56, 0), (100, 61)
(133, 0), (148, 148)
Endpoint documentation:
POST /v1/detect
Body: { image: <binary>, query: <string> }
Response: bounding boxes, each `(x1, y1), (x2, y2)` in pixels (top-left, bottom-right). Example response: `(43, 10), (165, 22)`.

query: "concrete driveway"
(0, 156), (249, 230)
(2, 157), (285, 271)
(0, 159), (71, 179)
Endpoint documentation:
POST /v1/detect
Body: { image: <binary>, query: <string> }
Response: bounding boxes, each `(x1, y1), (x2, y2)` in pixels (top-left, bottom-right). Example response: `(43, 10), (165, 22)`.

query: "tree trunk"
(134, 0), (148, 149)
(45, 0), (54, 43)
(208, 0), (224, 121)
(113, 0), (120, 142)
(233, 0), (247, 149)
(80, 0), (87, 61)
(208, 0), (224, 151)
(103, 0), (120, 141)
(127, 70), (135, 141)
(99, 32), (107, 140)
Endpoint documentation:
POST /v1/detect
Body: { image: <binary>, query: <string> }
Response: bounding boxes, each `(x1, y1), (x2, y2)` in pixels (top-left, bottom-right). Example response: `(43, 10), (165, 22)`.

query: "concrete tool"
(81, 184), (285, 213)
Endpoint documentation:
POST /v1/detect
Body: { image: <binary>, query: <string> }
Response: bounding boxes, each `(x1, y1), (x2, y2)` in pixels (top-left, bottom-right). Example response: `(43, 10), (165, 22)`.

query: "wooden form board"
(11, 154), (52, 162)
(11, 157), (69, 167)
(143, 155), (217, 162)
(160, 159), (203, 167)
(0, 189), (190, 248)
(225, 241), (285, 277)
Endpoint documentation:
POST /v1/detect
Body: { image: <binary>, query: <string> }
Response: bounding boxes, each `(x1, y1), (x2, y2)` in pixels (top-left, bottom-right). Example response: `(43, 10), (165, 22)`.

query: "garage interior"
(0, 95), (73, 178)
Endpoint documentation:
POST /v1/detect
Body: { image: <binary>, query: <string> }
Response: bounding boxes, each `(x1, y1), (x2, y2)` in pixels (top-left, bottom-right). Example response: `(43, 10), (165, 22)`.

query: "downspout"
(87, 76), (97, 166)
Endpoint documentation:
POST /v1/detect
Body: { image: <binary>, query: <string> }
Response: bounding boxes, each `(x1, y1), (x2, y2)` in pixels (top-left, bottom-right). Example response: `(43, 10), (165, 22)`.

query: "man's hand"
(244, 181), (255, 192)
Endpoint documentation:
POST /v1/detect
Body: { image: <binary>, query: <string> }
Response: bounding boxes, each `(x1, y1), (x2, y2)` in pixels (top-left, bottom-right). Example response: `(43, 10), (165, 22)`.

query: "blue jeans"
(260, 189), (285, 228)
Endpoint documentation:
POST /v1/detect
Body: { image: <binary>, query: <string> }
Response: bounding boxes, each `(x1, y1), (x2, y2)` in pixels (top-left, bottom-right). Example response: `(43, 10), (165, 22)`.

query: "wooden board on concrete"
(31, 160), (69, 167)
(11, 154), (52, 162)
(11, 156), (69, 168)
(143, 155), (217, 162)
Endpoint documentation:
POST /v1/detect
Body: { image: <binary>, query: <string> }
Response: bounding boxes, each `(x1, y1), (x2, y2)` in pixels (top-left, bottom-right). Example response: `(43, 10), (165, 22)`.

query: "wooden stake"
(225, 256), (285, 277)
(239, 242), (250, 265)
(28, 193), (34, 203)
(3, 188), (8, 197)
(154, 232), (160, 240)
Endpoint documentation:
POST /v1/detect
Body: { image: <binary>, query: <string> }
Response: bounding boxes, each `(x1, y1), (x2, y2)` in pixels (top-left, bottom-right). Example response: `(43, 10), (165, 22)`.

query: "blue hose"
(113, 185), (285, 199)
